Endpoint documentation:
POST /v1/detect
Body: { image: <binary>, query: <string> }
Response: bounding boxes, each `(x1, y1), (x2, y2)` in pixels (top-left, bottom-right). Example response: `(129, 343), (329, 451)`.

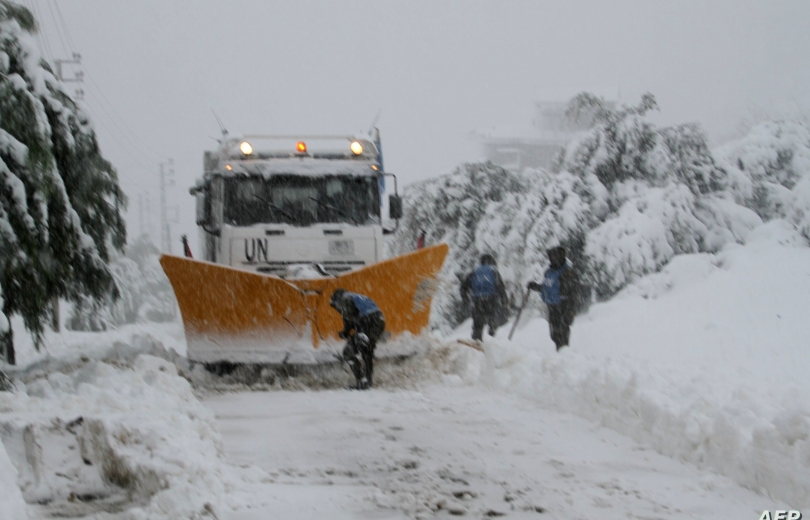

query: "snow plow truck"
(159, 132), (448, 369)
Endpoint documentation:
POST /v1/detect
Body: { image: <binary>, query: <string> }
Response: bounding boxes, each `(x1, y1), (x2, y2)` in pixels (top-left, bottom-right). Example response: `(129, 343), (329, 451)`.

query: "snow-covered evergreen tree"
(65, 293), (112, 332)
(0, 2), (126, 361)
(66, 235), (175, 331)
(120, 235), (175, 324)
(45, 66), (127, 298)
(391, 162), (530, 329)
(136, 256), (175, 323)
(108, 256), (142, 325)
(0, 285), (9, 374)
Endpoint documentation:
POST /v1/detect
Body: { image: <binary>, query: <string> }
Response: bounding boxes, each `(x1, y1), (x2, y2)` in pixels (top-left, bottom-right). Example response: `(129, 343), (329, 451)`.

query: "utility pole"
(138, 193), (145, 239)
(147, 195), (154, 241)
(160, 159), (175, 253)
(54, 52), (84, 100)
(139, 192), (155, 240)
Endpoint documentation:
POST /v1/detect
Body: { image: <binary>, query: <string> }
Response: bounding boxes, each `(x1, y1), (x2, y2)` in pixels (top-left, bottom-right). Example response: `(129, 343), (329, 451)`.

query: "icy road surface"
(205, 385), (767, 519)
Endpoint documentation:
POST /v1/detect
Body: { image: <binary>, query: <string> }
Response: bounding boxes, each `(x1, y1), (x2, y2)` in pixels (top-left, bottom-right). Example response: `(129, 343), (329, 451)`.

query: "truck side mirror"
(389, 195), (403, 220)
(195, 189), (210, 226)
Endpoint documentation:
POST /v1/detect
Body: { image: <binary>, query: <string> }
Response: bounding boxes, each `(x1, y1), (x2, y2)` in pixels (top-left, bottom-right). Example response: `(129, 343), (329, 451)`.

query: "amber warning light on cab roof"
(296, 141), (307, 153)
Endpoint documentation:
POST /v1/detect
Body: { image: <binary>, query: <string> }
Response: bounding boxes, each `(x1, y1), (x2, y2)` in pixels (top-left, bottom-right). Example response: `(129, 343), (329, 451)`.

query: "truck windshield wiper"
(252, 194), (294, 220)
(307, 196), (351, 219)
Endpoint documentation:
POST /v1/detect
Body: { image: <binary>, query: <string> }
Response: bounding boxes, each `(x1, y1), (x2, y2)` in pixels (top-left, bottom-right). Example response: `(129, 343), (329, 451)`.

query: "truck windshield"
(223, 175), (381, 227)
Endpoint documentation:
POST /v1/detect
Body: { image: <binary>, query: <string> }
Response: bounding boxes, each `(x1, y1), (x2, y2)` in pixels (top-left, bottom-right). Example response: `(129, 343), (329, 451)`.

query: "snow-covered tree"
(715, 120), (810, 238)
(107, 256), (142, 325)
(46, 69), (127, 296)
(66, 235), (175, 331)
(557, 93), (759, 298)
(397, 93), (763, 329)
(0, 285), (10, 376)
(0, 2), (126, 362)
(391, 162), (530, 328)
(119, 235), (175, 323)
(65, 293), (112, 332)
(476, 168), (594, 296)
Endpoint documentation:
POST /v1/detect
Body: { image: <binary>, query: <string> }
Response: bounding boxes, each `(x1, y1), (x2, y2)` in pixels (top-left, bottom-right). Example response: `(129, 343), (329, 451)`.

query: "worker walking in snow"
(329, 288), (386, 390)
(461, 254), (507, 341)
(527, 246), (580, 351)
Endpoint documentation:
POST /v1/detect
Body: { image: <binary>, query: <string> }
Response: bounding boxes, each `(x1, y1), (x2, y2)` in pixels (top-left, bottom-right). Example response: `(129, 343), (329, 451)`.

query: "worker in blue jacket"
(527, 246), (580, 351)
(461, 254), (507, 341)
(329, 288), (386, 390)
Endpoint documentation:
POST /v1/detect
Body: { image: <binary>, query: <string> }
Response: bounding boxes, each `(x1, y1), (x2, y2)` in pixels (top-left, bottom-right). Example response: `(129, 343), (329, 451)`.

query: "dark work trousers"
(471, 295), (500, 341)
(547, 304), (572, 350)
(342, 312), (385, 386)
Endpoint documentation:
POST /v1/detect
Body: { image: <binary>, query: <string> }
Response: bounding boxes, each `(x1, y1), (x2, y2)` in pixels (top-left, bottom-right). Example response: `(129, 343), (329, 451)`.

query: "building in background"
(479, 98), (607, 172)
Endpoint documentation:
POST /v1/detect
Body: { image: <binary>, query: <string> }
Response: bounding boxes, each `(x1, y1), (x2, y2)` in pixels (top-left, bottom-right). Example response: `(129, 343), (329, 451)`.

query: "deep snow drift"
(486, 219), (810, 507)
(0, 336), (268, 519)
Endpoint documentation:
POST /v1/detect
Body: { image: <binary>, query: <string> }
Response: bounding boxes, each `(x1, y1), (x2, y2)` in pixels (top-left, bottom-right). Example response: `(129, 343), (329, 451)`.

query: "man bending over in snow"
(329, 288), (386, 390)
(527, 246), (580, 351)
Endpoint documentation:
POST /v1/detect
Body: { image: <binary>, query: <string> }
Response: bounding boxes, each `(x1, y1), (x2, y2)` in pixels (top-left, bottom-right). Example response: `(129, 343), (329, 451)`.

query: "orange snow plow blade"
(160, 243), (448, 364)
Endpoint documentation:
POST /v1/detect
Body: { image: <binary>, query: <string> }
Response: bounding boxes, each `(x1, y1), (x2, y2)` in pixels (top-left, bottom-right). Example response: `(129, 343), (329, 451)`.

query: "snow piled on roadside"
(10, 321), (188, 368)
(472, 219), (810, 508)
(0, 338), (266, 519)
(0, 439), (27, 520)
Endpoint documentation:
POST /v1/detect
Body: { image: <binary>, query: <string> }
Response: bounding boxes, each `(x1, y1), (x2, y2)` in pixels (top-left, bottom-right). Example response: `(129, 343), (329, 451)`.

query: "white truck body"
(194, 134), (396, 278)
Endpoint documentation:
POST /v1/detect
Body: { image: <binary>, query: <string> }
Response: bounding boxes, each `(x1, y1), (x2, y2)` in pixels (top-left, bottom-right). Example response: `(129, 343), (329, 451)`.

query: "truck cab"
(192, 134), (402, 278)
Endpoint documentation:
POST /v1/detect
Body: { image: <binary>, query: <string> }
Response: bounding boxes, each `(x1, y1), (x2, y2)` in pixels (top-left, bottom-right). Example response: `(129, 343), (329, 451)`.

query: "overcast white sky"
(27, 0), (810, 252)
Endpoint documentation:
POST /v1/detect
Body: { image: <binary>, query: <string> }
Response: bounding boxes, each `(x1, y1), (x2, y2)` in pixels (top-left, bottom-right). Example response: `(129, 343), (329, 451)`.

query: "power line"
(83, 79), (166, 163)
(45, 0), (69, 57)
(47, 0), (169, 163)
(52, 0), (77, 51)
(27, 0), (55, 62)
(81, 100), (159, 174)
(85, 72), (168, 162)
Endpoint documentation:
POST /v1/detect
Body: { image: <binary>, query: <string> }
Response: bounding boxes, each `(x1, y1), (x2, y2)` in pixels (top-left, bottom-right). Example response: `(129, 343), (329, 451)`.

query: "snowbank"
(473, 220), (810, 507)
(0, 336), (265, 519)
(0, 438), (27, 520)
(10, 321), (188, 368)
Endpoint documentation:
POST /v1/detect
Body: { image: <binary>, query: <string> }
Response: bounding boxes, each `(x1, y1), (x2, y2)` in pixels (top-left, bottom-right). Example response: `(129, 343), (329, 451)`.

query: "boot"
(347, 377), (370, 390)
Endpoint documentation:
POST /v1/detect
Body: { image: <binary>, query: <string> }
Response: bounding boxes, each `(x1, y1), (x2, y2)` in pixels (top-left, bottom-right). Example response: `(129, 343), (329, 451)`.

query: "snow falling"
(2, 1), (810, 519)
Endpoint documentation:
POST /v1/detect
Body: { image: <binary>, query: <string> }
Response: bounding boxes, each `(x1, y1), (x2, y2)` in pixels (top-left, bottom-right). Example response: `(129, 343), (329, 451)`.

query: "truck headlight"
(240, 141), (253, 155)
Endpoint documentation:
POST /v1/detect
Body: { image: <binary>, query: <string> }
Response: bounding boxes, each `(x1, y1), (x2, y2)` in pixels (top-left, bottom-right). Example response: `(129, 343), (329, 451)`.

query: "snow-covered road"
(206, 384), (767, 519)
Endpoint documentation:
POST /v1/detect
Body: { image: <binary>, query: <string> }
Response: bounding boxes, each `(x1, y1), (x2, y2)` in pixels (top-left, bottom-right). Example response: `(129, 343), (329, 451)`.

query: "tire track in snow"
(206, 384), (769, 519)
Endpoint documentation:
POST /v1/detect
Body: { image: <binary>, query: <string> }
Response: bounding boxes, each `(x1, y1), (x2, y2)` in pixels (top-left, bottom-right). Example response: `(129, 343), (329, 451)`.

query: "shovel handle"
(508, 288), (532, 341)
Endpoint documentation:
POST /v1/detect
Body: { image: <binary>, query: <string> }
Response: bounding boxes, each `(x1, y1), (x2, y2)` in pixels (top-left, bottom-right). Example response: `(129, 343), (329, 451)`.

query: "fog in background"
(31, 0), (810, 253)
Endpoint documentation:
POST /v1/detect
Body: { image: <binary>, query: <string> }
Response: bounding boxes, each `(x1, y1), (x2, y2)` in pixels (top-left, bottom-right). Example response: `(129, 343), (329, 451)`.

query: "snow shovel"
(508, 288), (532, 341)
(455, 338), (485, 352)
